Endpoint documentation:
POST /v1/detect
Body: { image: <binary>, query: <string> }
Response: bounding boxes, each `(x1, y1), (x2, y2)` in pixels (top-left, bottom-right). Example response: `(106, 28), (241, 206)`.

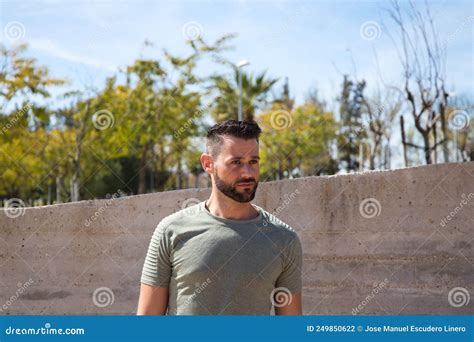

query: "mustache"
(236, 179), (256, 184)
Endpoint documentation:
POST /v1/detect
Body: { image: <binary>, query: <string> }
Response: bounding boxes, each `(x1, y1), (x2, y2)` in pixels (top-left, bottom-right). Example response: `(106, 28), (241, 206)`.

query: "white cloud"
(28, 37), (117, 72)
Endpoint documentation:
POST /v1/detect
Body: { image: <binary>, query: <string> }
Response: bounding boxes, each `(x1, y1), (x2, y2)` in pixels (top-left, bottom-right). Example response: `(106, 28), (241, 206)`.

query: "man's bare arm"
(274, 292), (302, 315)
(137, 283), (169, 315)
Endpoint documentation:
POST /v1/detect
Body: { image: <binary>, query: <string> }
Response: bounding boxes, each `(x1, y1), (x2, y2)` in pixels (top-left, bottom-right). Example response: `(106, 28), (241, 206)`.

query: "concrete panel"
(1, 162), (473, 315)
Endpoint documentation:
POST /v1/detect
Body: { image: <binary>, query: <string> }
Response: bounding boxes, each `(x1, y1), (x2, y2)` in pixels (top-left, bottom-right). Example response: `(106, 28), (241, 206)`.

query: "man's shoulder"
(257, 205), (299, 240)
(155, 201), (203, 232)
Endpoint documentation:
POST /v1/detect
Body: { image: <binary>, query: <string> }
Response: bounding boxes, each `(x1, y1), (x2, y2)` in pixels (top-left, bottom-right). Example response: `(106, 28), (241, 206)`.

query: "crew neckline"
(200, 201), (263, 225)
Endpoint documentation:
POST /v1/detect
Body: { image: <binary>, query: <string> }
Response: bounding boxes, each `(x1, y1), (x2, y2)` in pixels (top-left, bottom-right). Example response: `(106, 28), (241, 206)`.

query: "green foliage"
(0, 36), (470, 205)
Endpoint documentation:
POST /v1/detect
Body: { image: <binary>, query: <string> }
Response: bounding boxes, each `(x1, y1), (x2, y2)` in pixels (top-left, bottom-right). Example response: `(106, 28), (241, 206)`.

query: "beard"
(213, 169), (258, 203)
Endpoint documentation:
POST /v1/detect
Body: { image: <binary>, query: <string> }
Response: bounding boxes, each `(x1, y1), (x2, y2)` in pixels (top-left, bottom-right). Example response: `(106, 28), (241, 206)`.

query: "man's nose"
(241, 164), (254, 179)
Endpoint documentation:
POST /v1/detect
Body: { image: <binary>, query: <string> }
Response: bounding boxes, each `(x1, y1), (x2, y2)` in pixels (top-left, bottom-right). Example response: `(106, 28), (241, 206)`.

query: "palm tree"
(210, 68), (278, 122)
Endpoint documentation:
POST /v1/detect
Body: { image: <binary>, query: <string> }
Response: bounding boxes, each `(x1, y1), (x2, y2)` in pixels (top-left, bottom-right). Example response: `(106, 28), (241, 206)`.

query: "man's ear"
(200, 153), (214, 175)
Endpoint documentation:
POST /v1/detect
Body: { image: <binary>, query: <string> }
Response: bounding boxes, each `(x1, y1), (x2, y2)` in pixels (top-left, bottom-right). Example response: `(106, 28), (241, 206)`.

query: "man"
(137, 120), (303, 315)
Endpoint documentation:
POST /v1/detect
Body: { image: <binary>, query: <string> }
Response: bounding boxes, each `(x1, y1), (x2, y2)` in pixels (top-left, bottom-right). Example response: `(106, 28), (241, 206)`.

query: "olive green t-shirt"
(140, 201), (303, 315)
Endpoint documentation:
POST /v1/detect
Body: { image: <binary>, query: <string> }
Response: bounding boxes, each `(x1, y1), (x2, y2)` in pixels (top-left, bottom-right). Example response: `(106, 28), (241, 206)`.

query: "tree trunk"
(422, 131), (432, 164)
(432, 113), (438, 164)
(195, 173), (200, 189)
(177, 158), (183, 189)
(439, 101), (449, 163)
(56, 176), (62, 203)
(71, 158), (81, 202)
(138, 143), (150, 194)
(400, 116), (408, 167)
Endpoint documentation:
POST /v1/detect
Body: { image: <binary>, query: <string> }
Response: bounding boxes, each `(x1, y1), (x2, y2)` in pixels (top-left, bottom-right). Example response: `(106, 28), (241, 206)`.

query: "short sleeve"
(275, 233), (303, 293)
(140, 221), (172, 287)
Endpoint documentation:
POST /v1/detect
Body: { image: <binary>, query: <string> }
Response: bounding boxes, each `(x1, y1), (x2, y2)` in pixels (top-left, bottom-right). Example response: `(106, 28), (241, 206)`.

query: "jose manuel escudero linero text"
(137, 120), (303, 315)
(363, 325), (466, 333)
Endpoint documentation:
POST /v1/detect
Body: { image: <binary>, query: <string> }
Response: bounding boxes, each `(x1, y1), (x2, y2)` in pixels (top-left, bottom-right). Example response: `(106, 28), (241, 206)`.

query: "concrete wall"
(1, 162), (473, 315)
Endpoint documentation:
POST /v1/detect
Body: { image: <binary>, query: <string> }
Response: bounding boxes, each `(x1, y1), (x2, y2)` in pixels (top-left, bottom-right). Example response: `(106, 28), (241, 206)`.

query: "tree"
(0, 44), (64, 204)
(445, 96), (473, 162)
(259, 97), (338, 180)
(388, 1), (450, 164)
(361, 87), (402, 170)
(210, 68), (278, 122)
(0, 44), (64, 114)
(337, 75), (367, 172)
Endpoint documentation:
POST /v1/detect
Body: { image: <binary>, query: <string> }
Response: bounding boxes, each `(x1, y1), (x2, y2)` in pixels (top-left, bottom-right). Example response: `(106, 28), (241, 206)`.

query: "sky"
(0, 0), (472, 112)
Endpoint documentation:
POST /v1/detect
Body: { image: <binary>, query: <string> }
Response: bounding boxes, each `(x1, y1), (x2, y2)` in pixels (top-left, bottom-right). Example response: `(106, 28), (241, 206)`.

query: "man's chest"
(171, 227), (284, 285)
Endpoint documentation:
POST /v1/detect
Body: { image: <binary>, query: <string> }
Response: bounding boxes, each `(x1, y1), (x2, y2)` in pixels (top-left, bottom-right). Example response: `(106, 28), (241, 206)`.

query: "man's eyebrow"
(229, 156), (260, 160)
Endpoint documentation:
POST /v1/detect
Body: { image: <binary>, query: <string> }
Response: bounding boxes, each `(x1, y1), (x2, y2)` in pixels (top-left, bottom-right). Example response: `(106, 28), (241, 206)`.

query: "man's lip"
(237, 182), (255, 186)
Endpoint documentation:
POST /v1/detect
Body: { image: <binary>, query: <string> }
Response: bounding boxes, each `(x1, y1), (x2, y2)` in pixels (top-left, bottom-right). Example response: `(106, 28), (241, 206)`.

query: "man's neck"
(205, 194), (259, 221)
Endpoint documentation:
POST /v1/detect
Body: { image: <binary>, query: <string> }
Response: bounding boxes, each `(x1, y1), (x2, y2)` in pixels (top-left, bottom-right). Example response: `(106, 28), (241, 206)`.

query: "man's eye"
(232, 160), (241, 165)
(250, 160), (259, 164)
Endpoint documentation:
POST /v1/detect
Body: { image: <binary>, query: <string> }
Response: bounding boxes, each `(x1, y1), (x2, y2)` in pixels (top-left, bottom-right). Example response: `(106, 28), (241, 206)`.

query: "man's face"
(212, 136), (260, 203)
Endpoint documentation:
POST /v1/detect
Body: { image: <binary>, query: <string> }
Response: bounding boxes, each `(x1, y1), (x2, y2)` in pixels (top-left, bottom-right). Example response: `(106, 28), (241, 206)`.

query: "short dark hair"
(206, 120), (262, 158)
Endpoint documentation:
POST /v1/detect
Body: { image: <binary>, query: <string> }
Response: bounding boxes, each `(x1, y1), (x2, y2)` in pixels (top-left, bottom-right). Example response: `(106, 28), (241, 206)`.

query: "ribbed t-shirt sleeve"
(140, 221), (172, 287)
(275, 233), (303, 294)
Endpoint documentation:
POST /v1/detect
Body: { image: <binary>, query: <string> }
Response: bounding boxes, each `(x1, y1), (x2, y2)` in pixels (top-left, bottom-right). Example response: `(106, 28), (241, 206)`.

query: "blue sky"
(0, 0), (472, 111)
